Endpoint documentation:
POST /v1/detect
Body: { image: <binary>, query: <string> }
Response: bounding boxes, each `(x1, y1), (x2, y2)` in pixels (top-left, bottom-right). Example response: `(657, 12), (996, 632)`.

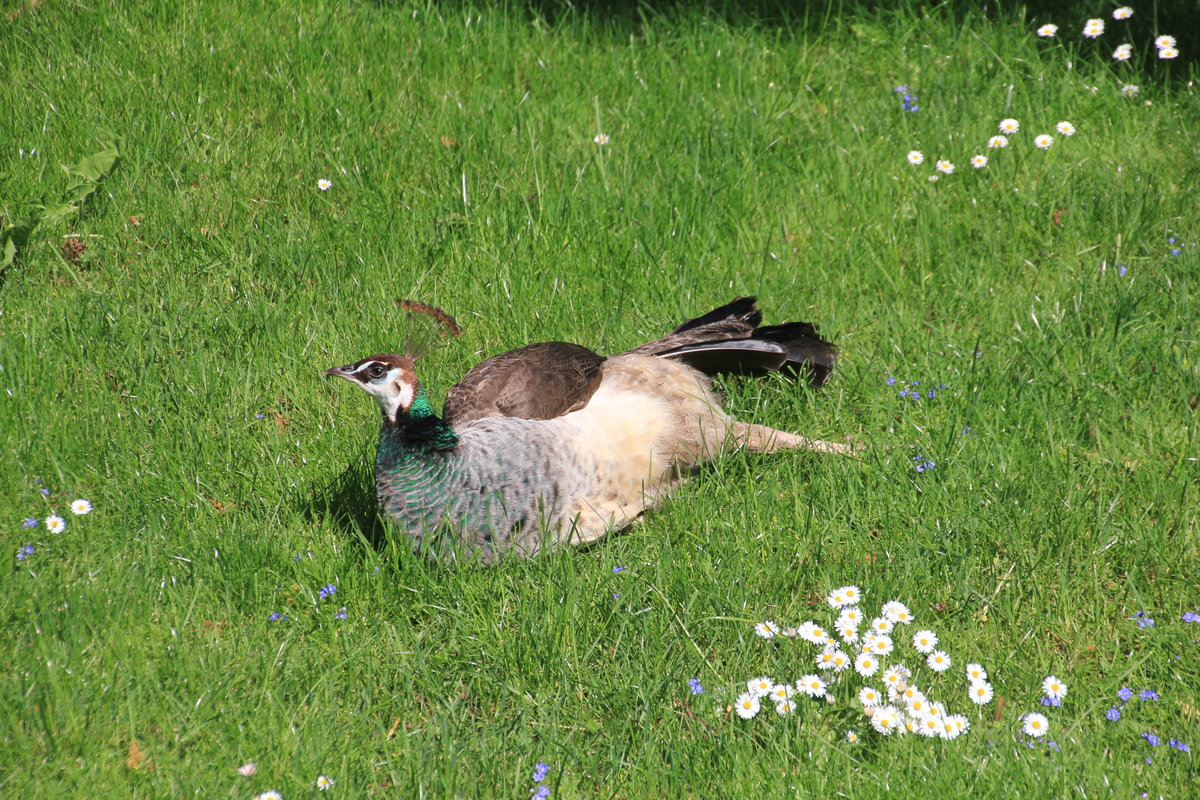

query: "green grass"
(3, 0), (1199, 796)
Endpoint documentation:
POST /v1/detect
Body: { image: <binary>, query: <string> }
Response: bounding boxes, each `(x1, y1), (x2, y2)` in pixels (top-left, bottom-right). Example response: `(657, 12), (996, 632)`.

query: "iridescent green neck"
(385, 386), (459, 452)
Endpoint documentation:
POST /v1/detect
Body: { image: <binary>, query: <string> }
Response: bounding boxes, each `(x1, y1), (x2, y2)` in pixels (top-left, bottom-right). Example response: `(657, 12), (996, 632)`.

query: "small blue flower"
(1118, 687), (1134, 702)
(1118, 264), (1128, 277)
(318, 583), (336, 600)
(611, 566), (626, 573)
(894, 85), (908, 94)
(612, 593), (620, 599)
(334, 607), (348, 619)
(1168, 237), (1176, 244)
(1183, 611), (1200, 623)
(1135, 611), (1155, 628)
(40, 488), (50, 496)
(1106, 707), (1121, 721)
(688, 678), (704, 695)
(530, 786), (550, 799)
(1143, 732), (1161, 746)
(1041, 696), (1062, 707)
(1047, 740), (1060, 752)
(268, 612), (284, 621)
(22, 518), (38, 528)
(1170, 739), (1190, 753)
(256, 413), (266, 419)
(532, 762), (549, 782)
(886, 377), (896, 386)
(927, 389), (936, 399)
(16, 544), (34, 561)
(1140, 689), (1159, 701)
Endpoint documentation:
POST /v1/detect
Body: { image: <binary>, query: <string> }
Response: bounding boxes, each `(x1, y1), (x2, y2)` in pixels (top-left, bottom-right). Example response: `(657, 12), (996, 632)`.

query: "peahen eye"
(367, 365), (385, 378)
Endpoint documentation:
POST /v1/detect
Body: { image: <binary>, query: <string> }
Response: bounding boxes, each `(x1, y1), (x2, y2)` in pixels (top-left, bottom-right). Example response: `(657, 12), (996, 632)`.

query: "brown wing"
(442, 341), (605, 426)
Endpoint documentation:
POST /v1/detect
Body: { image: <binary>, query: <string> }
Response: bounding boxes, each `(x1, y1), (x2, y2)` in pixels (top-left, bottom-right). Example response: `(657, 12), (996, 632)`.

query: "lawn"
(2, 0), (1198, 797)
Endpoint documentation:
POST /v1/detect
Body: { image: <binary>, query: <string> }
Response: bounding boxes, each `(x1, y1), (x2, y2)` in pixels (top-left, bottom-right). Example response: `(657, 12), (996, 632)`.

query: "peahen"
(325, 297), (852, 564)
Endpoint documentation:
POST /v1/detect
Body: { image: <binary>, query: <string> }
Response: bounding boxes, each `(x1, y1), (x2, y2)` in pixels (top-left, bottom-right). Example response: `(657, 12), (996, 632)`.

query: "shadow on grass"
(301, 456), (389, 548)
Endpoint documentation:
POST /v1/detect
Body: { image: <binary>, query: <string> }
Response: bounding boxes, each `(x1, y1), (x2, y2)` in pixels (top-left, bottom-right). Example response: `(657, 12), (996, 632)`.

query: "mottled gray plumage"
(326, 297), (849, 564)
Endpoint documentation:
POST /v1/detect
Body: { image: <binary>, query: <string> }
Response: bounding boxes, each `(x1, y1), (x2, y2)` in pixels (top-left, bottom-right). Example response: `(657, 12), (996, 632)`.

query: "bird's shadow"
(301, 455), (389, 548)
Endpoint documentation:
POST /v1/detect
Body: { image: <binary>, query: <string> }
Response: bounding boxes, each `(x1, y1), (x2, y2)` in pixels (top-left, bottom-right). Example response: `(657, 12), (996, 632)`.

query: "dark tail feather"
(628, 297), (836, 387)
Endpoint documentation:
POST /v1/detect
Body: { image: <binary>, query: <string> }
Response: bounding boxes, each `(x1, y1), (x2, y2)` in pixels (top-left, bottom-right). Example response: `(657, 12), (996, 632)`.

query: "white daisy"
(769, 683), (795, 703)
(237, 763), (257, 776)
(950, 714), (970, 736)
(747, 676), (775, 697)
(735, 692), (761, 719)
(968, 680), (994, 705)
(1036, 24), (1058, 38)
(912, 630), (938, 654)
(900, 685), (924, 705)
(797, 674), (827, 698)
(1113, 43), (1133, 61)
(755, 620), (780, 639)
(906, 150), (925, 166)
(827, 588), (847, 606)
(45, 515), (66, 534)
(1034, 134), (1054, 150)
(870, 634), (895, 657)
(935, 159), (955, 175)
(904, 716), (921, 734)
(816, 649), (837, 670)
(593, 133), (609, 145)
(70, 499), (92, 515)
(1155, 35), (1177, 49)
(880, 601), (910, 623)
(837, 624), (859, 644)
(316, 775), (335, 790)
(1022, 712), (1050, 737)
(871, 617), (894, 635)
(1112, 7), (1133, 21)
(855, 652), (881, 677)
(799, 623), (831, 646)
(871, 706), (902, 735)
(965, 663), (988, 682)
(987, 135), (1009, 149)
(317, 179), (332, 191)
(255, 793), (283, 800)
(970, 154), (988, 169)
(998, 118), (1020, 135)
(1158, 46), (1179, 60)
(840, 585), (862, 604)
(925, 701), (946, 719)
(1082, 18), (1105, 38)
(940, 717), (962, 740)
(830, 650), (852, 672)
(775, 699), (798, 715)
(906, 695), (931, 716)
(1042, 675), (1068, 700)
(1055, 121), (1076, 136)
(927, 174), (939, 183)
(837, 607), (863, 627)
(882, 666), (904, 688)
(927, 650), (952, 672)
(1120, 84), (1140, 98)
(918, 715), (942, 737)
(845, 730), (860, 743)
(859, 685), (883, 707)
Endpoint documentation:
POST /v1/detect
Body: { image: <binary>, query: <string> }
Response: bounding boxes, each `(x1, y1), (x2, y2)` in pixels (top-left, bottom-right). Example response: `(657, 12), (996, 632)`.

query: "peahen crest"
(396, 300), (461, 360)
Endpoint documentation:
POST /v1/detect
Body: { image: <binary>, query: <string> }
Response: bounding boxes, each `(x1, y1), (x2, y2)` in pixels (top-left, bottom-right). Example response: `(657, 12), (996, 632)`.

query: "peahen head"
(325, 354), (421, 423)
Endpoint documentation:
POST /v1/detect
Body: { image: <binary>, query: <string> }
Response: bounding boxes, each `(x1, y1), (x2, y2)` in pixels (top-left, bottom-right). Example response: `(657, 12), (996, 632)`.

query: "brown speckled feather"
(443, 342), (605, 427)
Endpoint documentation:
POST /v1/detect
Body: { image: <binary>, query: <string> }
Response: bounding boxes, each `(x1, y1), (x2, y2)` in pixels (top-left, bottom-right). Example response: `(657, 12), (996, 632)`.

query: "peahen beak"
(324, 364), (357, 378)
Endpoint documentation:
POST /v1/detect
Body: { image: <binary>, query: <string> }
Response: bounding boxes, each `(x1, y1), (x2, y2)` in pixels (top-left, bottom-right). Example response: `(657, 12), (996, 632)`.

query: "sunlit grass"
(2, 1), (1198, 797)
